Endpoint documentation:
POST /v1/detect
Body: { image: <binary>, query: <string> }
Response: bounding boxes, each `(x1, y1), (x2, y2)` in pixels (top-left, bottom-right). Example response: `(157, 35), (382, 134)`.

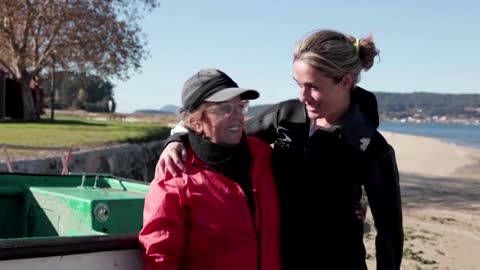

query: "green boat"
(0, 172), (148, 270)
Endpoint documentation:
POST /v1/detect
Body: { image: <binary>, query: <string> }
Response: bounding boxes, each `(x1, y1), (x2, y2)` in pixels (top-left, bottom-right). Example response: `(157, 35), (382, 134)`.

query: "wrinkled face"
(196, 96), (248, 145)
(293, 60), (351, 121)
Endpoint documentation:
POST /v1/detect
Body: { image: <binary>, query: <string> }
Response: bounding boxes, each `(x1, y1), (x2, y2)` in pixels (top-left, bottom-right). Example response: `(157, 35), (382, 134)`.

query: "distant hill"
(160, 105), (180, 114)
(134, 105), (180, 115)
(134, 109), (174, 115)
(374, 92), (480, 118)
(248, 92), (480, 119)
(247, 104), (273, 117)
(137, 92), (479, 119)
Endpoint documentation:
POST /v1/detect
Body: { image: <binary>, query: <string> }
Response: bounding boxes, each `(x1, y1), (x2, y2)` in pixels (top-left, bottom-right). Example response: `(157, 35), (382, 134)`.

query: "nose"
(228, 110), (244, 123)
(299, 85), (311, 103)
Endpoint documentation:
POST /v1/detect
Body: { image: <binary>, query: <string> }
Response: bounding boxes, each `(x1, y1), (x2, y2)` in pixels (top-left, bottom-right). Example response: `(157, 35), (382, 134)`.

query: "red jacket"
(139, 136), (280, 270)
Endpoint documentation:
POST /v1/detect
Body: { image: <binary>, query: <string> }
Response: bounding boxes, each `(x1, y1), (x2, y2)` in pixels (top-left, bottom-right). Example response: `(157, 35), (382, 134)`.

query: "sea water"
(379, 122), (480, 149)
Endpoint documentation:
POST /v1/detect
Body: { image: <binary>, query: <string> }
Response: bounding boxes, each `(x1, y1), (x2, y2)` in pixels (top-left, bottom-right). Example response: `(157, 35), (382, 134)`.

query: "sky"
(112, 0), (479, 113)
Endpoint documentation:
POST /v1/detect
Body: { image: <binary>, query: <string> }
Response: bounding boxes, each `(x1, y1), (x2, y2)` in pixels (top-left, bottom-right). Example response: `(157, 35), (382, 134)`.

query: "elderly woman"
(138, 68), (280, 270)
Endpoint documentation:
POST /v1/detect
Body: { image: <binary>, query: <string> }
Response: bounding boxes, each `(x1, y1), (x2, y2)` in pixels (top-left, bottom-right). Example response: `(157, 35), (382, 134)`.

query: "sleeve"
(364, 145), (404, 270)
(162, 133), (189, 149)
(170, 121), (188, 135)
(244, 103), (279, 144)
(138, 175), (189, 270)
(161, 120), (189, 149)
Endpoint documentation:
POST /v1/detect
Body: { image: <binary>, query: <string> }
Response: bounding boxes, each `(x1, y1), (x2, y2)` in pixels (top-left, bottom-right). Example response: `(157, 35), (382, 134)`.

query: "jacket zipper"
(253, 188), (262, 270)
(238, 185), (261, 270)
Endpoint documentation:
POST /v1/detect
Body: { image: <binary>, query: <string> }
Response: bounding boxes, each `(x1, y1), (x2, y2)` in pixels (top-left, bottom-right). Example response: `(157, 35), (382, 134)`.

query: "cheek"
(310, 91), (324, 103)
(205, 117), (223, 134)
(329, 88), (345, 105)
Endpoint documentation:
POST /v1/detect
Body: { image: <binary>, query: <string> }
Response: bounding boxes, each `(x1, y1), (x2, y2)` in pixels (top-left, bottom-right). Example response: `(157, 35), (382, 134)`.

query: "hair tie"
(353, 38), (360, 55)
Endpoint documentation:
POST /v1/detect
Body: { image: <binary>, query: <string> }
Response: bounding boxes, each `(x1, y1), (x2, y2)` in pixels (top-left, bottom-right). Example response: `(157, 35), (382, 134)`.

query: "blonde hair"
(293, 29), (379, 86)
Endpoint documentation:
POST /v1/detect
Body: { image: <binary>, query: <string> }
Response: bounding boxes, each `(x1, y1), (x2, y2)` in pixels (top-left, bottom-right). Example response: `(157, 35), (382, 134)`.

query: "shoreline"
(381, 118), (480, 126)
(379, 121), (480, 151)
(366, 131), (480, 269)
(383, 131), (480, 151)
(381, 131), (480, 179)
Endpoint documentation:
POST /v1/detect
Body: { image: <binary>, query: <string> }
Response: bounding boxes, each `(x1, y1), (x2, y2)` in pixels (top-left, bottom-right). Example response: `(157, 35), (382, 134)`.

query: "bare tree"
(0, 0), (159, 120)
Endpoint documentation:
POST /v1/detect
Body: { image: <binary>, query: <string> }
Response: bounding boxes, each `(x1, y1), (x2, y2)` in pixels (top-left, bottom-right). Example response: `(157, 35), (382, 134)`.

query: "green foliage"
(0, 0), (159, 120)
(42, 72), (116, 113)
(403, 247), (437, 265)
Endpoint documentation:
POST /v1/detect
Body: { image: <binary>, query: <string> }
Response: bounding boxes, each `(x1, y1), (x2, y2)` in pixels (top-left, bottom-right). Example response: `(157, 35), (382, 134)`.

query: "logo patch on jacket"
(359, 138), (371, 151)
(277, 127), (293, 146)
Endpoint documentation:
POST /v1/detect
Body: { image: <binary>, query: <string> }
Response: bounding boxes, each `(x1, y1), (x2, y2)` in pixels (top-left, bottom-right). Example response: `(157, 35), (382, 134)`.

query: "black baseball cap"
(181, 68), (259, 112)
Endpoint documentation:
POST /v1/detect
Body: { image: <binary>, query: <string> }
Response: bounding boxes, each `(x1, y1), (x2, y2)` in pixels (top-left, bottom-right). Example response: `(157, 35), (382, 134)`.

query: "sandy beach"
(364, 132), (480, 270)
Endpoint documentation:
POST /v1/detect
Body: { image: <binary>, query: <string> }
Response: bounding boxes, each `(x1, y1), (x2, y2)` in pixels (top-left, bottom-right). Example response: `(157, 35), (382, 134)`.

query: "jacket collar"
(331, 87), (379, 152)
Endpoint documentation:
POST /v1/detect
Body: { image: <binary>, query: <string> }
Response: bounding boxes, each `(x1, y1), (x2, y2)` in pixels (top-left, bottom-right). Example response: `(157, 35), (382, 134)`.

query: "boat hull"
(1, 249), (142, 270)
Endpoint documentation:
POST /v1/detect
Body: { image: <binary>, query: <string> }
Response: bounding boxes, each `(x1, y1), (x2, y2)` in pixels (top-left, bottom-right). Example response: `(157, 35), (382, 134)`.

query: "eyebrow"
(292, 77), (316, 86)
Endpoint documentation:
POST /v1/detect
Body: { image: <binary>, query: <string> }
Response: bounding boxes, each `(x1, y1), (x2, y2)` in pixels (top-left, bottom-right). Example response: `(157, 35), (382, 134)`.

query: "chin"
(231, 134), (243, 144)
(221, 134), (243, 145)
(306, 110), (324, 120)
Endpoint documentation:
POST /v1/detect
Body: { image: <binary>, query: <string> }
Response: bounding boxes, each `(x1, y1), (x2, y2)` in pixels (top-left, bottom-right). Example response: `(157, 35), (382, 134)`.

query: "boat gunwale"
(0, 172), (147, 184)
(0, 233), (141, 261)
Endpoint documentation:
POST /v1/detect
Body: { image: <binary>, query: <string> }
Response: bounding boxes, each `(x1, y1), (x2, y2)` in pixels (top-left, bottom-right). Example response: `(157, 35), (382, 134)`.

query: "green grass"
(0, 115), (170, 148)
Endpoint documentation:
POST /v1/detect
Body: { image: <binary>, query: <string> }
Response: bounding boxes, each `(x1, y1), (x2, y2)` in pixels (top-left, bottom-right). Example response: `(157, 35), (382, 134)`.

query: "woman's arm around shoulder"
(245, 99), (306, 144)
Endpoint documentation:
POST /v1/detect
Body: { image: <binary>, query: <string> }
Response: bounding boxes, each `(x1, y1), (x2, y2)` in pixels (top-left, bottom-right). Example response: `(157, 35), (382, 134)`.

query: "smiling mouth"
(227, 126), (240, 132)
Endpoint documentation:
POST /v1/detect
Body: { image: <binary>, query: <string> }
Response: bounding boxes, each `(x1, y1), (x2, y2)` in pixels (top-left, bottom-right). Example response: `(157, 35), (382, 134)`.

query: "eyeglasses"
(206, 100), (249, 116)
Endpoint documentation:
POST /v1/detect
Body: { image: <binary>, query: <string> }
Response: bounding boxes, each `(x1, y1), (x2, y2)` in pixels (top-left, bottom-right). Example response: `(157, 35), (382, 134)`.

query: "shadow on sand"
(399, 173), (480, 211)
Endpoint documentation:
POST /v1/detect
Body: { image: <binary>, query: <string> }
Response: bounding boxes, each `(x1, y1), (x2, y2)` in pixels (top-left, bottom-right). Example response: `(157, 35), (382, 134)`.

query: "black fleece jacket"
(244, 87), (403, 270)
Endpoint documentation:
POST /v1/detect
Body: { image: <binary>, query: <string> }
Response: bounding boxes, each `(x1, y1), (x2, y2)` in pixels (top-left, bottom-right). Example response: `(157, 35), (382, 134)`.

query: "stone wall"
(0, 140), (166, 182)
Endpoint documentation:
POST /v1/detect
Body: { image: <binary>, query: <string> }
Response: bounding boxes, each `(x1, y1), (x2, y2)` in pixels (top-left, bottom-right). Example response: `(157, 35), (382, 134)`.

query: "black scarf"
(188, 132), (255, 216)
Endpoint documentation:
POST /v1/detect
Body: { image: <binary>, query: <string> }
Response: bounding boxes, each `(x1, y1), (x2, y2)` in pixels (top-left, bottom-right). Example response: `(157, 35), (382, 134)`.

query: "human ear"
(186, 115), (203, 133)
(341, 73), (355, 90)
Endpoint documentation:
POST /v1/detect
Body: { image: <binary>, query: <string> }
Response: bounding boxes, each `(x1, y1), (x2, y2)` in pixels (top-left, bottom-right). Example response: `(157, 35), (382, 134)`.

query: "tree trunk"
(19, 76), (37, 121)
